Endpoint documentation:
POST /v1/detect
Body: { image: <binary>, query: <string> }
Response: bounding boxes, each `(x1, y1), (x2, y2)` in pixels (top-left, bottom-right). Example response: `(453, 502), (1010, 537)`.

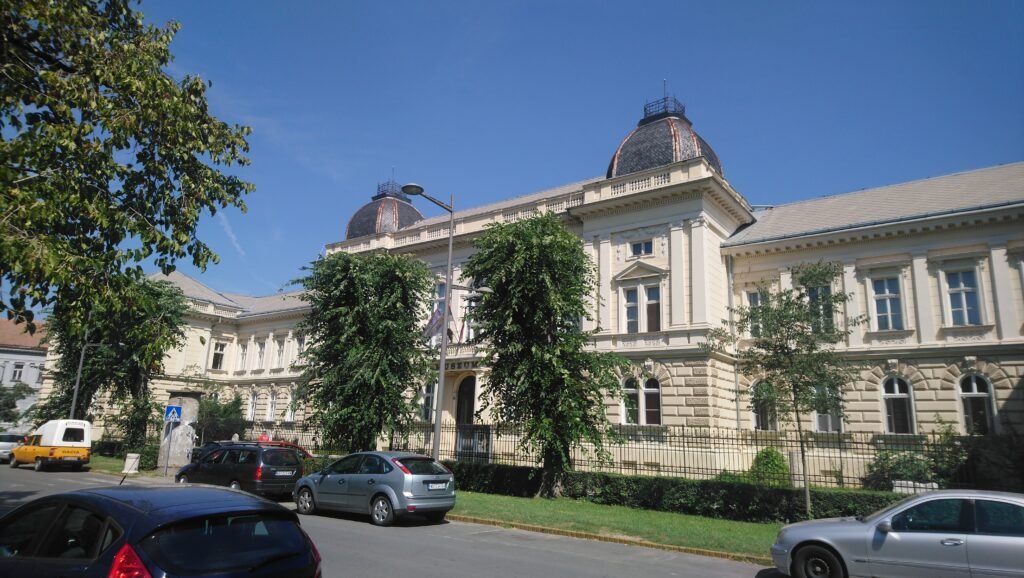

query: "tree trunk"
(537, 442), (570, 498)
(794, 410), (812, 519)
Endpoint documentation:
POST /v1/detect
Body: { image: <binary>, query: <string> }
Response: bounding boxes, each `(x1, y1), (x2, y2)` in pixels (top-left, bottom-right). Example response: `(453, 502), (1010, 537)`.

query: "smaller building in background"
(0, 318), (47, 433)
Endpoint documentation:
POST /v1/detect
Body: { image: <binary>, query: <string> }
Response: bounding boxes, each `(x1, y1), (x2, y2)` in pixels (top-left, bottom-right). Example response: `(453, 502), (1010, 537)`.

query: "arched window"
(751, 381), (777, 431)
(267, 390), (277, 422)
(882, 376), (914, 434)
(284, 388), (295, 422)
(960, 375), (994, 434)
(623, 377), (661, 425)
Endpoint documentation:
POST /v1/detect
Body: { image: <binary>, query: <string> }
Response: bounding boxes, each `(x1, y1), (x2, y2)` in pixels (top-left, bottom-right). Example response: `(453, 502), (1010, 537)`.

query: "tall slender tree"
(703, 261), (863, 516)
(35, 277), (189, 449)
(463, 213), (627, 497)
(1, 0), (253, 330)
(295, 252), (434, 453)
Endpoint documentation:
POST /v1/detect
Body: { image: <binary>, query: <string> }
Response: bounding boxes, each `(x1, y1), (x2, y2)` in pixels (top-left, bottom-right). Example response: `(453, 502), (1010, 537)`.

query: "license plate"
(62, 457), (80, 461)
(275, 470), (294, 477)
(428, 482), (446, 490)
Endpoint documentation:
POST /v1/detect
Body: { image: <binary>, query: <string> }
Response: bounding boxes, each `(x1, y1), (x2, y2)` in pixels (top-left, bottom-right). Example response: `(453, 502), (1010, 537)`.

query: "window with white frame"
(871, 277), (904, 331)
(815, 384), (842, 433)
(247, 390), (256, 421)
(295, 335), (305, 355)
(11, 363), (24, 383)
(256, 340), (266, 369)
(945, 270), (982, 326)
(267, 391), (277, 422)
(211, 342), (226, 370)
(630, 240), (653, 257)
(275, 338), (286, 368)
(420, 381), (435, 422)
(623, 377), (661, 425)
(882, 376), (913, 434)
(238, 343), (248, 371)
(285, 389), (295, 422)
(807, 285), (834, 333)
(622, 283), (661, 333)
(746, 291), (763, 338)
(750, 381), (776, 431)
(960, 374), (994, 434)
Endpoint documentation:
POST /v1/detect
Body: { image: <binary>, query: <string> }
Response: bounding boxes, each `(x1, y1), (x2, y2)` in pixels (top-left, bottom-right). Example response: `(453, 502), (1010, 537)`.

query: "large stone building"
(0, 318), (47, 433)
(41, 98), (1024, 450)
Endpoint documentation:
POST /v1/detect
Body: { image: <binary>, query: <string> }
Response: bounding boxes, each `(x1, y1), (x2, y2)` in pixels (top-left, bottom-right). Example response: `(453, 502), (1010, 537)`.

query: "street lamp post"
(402, 183), (455, 461)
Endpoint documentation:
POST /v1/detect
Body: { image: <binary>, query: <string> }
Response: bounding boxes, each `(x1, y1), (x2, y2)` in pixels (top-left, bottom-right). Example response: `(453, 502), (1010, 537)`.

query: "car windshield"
(139, 512), (308, 574)
(396, 457), (448, 475)
(0, 434), (21, 443)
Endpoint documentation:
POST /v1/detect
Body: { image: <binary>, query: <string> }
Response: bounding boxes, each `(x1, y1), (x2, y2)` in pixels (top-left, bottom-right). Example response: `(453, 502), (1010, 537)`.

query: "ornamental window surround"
(211, 342), (226, 370)
(622, 284), (661, 333)
(237, 342), (248, 371)
(882, 376), (914, 434)
(275, 338), (286, 368)
(256, 340), (266, 369)
(746, 290), (764, 338)
(247, 389), (256, 421)
(267, 390), (277, 422)
(11, 363), (24, 383)
(623, 377), (662, 425)
(870, 277), (905, 331)
(630, 240), (653, 257)
(943, 268), (983, 326)
(960, 374), (995, 434)
(807, 285), (835, 334)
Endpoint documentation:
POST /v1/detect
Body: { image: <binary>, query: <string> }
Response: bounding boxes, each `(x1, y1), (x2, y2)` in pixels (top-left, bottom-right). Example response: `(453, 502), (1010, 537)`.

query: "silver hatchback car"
(771, 489), (1024, 578)
(293, 451), (455, 526)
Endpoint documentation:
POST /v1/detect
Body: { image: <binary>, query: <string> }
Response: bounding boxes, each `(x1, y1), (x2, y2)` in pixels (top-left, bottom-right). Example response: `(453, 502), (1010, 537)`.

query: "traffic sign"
(164, 405), (182, 423)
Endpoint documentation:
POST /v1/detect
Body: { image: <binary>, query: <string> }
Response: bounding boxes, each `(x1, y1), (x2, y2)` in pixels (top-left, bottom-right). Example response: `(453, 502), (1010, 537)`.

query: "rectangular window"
(947, 270), (981, 326)
(808, 285), (834, 333)
(11, 363), (24, 382)
(295, 336), (305, 356)
(421, 381), (435, 422)
(275, 339), (285, 368)
(238, 343), (248, 371)
(815, 384), (842, 433)
(872, 277), (904, 331)
(624, 288), (639, 334)
(256, 340), (266, 369)
(746, 291), (762, 337)
(646, 287), (661, 332)
(211, 343), (226, 370)
(630, 240), (653, 256)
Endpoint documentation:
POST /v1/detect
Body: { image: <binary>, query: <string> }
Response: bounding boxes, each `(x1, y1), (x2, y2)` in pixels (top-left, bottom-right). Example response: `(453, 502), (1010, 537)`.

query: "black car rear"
(177, 444), (304, 497)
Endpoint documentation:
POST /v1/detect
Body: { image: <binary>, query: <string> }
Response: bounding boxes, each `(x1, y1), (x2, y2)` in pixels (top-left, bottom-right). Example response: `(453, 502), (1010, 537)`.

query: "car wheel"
(229, 480), (242, 490)
(296, 487), (316, 515)
(793, 545), (846, 578)
(425, 511), (446, 524)
(71, 463), (82, 472)
(34, 459), (45, 472)
(370, 495), (395, 527)
(9, 458), (18, 468)
(177, 474), (189, 484)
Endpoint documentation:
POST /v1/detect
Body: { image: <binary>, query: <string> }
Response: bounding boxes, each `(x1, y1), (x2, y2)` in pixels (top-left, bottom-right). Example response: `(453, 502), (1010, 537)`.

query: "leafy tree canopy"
(462, 213), (627, 497)
(196, 393), (247, 444)
(35, 277), (189, 448)
(295, 251), (434, 453)
(1, 0), (253, 330)
(0, 381), (33, 424)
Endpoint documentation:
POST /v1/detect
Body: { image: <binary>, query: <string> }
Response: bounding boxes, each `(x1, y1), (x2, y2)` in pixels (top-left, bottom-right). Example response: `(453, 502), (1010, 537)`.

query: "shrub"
(863, 450), (934, 491)
(748, 447), (790, 487)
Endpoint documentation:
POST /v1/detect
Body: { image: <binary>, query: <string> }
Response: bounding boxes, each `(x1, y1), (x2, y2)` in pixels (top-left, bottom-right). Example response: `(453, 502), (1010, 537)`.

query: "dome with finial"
(345, 179), (424, 240)
(607, 96), (723, 179)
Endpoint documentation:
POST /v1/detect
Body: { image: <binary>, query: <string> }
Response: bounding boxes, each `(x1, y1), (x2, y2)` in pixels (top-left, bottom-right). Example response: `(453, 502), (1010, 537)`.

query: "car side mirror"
(876, 520), (892, 533)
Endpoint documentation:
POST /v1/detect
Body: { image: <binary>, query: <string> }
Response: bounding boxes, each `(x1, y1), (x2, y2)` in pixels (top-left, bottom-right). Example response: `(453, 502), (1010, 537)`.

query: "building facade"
(0, 319), (47, 433)
(38, 98), (1024, 449)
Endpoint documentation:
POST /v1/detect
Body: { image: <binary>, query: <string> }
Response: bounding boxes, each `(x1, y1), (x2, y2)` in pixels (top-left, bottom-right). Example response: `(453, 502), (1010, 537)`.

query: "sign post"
(163, 405), (182, 476)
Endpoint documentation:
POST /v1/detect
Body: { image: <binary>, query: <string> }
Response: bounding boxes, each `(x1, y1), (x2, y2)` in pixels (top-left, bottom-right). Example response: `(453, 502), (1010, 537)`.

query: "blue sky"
(138, 0), (1024, 296)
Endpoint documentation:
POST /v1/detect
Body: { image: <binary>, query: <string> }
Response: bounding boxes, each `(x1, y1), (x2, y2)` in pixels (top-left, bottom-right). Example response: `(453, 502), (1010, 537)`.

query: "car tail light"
(255, 465), (263, 480)
(107, 543), (153, 578)
(49, 447), (55, 457)
(300, 527), (322, 578)
(391, 458), (412, 475)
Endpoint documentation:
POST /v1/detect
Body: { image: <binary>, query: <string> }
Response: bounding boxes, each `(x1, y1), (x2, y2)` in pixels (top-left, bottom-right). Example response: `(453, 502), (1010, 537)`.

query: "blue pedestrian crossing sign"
(164, 405), (182, 423)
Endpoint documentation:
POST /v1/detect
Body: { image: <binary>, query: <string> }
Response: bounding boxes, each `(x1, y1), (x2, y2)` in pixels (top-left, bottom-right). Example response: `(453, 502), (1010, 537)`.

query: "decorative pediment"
(613, 261), (668, 282)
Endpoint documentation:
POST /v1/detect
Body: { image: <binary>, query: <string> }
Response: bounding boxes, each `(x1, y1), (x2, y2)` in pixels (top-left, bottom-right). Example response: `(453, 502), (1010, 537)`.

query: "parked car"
(176, 443), (304, 498)
(190, 440), (312, 463)
(0, 433), (22, 464)
(770, 489), (1024, 578)
(293, 451), (455, 526)
(0, 485), (320, 578)
(9, 419), (91, 471)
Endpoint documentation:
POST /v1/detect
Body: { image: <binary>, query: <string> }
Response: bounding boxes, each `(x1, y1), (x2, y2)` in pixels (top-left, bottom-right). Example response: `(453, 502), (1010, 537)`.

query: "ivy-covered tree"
(1, 0), (253, 330)
(463, 213), (627, 497)
(295, 252), (434, 453)
(35, 277), (189, 449)
(703, 261), (863, 516)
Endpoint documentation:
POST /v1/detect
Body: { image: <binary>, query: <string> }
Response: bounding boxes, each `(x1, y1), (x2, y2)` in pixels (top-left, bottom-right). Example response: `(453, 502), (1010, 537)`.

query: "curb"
(446, 514), (773, 567)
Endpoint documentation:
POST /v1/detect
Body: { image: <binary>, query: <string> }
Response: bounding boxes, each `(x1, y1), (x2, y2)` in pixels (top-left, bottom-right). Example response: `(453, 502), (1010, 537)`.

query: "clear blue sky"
(139, 0), (1024, 296)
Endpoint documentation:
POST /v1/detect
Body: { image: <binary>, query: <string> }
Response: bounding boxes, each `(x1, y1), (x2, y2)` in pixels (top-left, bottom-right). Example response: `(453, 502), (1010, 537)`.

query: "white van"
(10, 419), (92, 471)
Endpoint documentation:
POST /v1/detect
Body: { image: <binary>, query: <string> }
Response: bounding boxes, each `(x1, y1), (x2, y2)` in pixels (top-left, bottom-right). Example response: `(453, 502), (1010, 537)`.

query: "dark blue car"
(0, 485), (321, 577)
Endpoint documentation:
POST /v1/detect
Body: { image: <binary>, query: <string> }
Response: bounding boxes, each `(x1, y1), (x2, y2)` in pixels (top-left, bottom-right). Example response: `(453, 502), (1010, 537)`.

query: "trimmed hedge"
(446, 461), (902, 523)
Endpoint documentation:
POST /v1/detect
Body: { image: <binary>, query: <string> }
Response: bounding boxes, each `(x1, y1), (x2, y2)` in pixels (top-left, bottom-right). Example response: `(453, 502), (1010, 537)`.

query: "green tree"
(0, 382), (34, 423)
(462, 213), (627, 498)
(703, 261), (862, 516)
(35, 277), (189, 449)
(196, 393), (247, 443)
(295, 252), (434, 453)
(1, 0), (253, 330)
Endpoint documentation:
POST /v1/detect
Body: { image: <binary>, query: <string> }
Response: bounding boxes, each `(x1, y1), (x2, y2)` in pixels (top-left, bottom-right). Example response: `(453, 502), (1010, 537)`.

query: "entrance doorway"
(454, 376), (490, 462)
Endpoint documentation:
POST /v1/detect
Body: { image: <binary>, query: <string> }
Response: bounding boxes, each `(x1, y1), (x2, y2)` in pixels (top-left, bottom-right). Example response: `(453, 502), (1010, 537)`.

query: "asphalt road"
(0, 464), (783, 578)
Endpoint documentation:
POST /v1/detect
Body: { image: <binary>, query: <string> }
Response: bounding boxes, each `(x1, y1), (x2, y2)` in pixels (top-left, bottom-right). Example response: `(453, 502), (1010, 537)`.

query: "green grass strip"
(451, 491), (779, 565)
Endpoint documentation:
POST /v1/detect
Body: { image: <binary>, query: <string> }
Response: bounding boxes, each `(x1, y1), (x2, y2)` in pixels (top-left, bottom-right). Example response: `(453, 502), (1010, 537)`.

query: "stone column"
(989, 246), (1019, 339)
(689, 218), (709, 325)
(843, 262), (864, 348)
(911, 254), (935, 343)
(669, 221), (687, 326)
(598, 234), (612, 332)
